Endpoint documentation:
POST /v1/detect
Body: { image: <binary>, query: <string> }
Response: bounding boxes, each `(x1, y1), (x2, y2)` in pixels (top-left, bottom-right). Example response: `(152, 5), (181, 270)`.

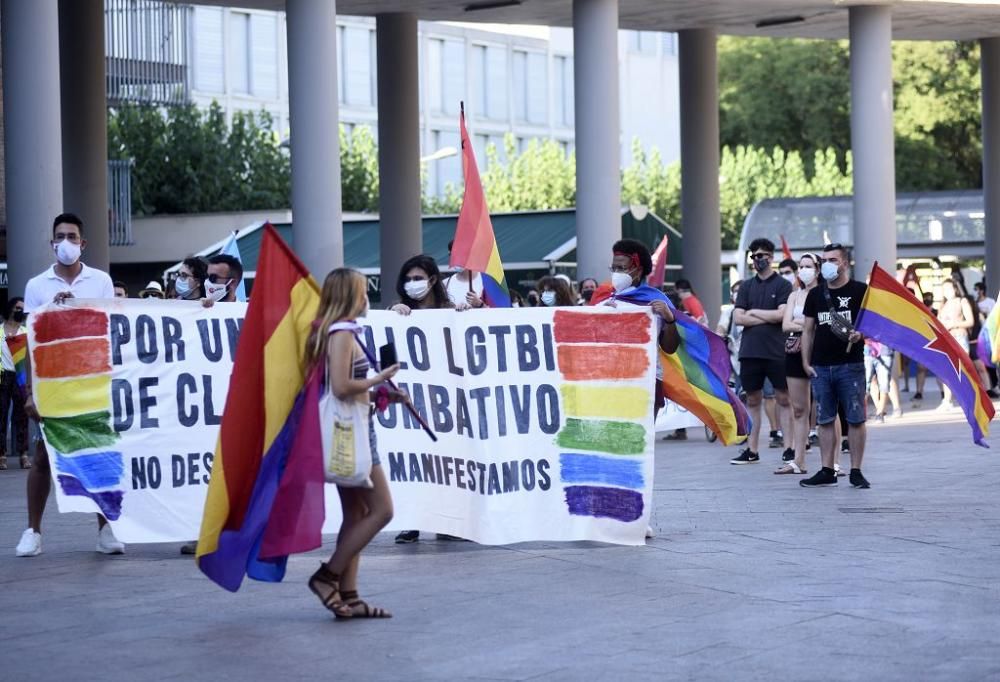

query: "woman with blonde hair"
(304, 268), (404, 619)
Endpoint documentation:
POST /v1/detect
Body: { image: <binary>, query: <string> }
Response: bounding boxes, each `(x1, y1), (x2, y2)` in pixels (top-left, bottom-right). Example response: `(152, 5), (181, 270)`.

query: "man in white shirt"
(15, 213), (121, 558)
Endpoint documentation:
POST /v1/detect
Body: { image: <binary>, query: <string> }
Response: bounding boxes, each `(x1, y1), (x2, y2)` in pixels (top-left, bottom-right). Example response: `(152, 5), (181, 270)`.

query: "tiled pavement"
(1, 402), (998, 681)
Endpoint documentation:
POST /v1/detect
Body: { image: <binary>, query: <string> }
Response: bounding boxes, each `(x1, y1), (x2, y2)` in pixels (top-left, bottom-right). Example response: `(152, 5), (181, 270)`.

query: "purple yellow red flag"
(197, 224), (325, 591)
(449, 103), (511, 308)
(856, 263), (995, 447)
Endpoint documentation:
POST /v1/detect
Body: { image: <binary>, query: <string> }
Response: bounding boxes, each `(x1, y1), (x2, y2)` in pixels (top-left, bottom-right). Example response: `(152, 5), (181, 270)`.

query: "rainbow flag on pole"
(449, 104), (511, 308)
(197, 224), (325, 591)
(856, 263), (995, 447)
(6, 333), (28, 394)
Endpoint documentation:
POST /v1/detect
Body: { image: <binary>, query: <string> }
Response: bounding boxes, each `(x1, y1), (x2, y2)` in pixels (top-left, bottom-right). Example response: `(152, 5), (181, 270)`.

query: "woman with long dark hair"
(305, 268), (403, 618)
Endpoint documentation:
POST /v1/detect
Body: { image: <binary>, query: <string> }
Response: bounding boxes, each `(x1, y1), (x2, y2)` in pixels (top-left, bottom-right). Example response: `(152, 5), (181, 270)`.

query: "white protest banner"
(28, 298), (246, 543)
(31, 301), (657, 546)
(333, 307), (658, 545)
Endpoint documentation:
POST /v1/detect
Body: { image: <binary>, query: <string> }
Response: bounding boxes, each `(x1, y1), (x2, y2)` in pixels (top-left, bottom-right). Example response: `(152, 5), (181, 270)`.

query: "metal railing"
(108, 159), (134, 246)
(105, 0), (192, 106)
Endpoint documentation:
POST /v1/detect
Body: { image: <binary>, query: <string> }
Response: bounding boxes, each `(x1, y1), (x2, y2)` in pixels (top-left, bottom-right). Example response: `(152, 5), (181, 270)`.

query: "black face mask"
(753, 256), (770, 272)
(581, 289), (594, 302)
(11, 311), (24, 323)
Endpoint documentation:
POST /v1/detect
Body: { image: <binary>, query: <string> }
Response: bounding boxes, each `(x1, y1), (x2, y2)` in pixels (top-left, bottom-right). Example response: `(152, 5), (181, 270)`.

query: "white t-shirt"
(978, 297), (996, 318)
(24, 263), (116, 313)
(445, 272), (483, 307)
(0, 324), (27, 371)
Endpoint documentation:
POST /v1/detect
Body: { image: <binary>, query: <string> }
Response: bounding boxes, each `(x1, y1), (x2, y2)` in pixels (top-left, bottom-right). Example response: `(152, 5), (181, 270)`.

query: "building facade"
(187, 7), (680, 196)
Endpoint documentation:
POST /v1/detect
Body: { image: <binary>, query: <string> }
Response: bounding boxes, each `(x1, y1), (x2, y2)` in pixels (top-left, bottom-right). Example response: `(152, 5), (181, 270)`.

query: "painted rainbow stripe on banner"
(31, 308), (124, 519)
(553, 310), (652, 523)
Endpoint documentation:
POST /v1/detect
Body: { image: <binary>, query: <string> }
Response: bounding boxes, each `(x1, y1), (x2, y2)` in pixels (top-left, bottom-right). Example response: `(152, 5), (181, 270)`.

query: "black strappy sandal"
(307, 563), (352, 618)
(339, 590), (392, 619)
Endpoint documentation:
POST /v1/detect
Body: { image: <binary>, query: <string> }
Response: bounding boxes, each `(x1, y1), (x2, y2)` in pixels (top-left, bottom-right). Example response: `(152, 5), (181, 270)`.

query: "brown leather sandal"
(307, 563), (352, 618)
(338, 590), (392, 619)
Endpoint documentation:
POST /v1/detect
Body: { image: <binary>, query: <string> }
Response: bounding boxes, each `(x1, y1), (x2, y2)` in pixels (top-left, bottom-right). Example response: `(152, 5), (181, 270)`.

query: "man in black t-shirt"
(730, 238), (793, 465)
(799, 244), (870, 489)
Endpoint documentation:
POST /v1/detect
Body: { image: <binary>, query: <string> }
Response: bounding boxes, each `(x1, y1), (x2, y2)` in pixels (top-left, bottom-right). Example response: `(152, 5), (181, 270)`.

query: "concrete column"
(678, 29), (722, 323)
(572, 0), (620, 283)
(849, 5), (896, 277)
(286, 0), (342, 275)
(59, 0), (109, 271)
(1, 0), (63, 295)
(376, 13), (422, 297)
(982, 38), (1000, 297)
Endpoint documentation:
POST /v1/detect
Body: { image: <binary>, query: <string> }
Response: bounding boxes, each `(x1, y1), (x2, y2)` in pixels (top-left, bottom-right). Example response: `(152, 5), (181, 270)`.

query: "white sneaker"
(645, 525), (655, 539)
(15, 529), (41, 557)
(96, 525), (125, 555)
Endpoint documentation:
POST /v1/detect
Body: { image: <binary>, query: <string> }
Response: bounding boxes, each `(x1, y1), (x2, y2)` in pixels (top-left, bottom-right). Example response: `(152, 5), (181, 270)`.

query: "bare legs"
(26, 439), (107, 532)
(786, 377), (811, 469)
(326, 465), (394, 590)
(746, 390), (764, 452)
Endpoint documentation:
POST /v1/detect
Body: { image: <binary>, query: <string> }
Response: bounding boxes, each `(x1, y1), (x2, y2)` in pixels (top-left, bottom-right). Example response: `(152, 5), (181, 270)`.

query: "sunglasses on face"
(207, 274), (230, 284)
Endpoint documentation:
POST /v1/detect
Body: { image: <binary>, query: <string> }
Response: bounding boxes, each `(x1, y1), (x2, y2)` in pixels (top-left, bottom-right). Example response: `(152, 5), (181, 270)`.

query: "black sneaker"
(781, 447), (795, 462)
(849, 469), (871, 489)
(841, 438), (850, 453)
(730, 448), (759, 465)
(800, 467), (838, 487)
(768, 431), (783, 448)
(913, 392), (923, 401)
(395, 530), (420, 544)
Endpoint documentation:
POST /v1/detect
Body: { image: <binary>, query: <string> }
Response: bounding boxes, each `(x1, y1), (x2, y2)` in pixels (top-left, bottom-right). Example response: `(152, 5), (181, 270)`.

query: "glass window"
(472, 46), (488, 117)
(194, 8), (224, 93)
(427, 39), (443, 113)
(344, 26), (373, 106)
(433, 129), (462, 195)
(250, 14), (278, 98)
(526, 52), (547, 124)
(473, 133), (489, 167)
(442, 40), (465, 115)
(512, 51), (527, 122)
(662, 33), (677, 57)
(486, 46), (508, 119)
(228, 12), (250, 94)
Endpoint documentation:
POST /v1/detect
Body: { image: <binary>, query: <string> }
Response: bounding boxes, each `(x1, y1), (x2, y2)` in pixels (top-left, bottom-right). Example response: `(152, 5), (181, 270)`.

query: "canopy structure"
(166, 206), (681, 302)
(738, 189), (986, 277)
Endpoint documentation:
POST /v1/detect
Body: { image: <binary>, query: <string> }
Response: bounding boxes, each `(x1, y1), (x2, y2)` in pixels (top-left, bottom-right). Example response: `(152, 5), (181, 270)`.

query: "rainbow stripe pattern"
(553, 310), (652, 523)
(659, 311), (751, 446)
(448, 107), (511, 308)
(30, 309), (124, 519)
(6, 333), (28, 393)
(198, 224), (324, 592)
(857, 264), (995, 447)
(978, 301), (1000, 369)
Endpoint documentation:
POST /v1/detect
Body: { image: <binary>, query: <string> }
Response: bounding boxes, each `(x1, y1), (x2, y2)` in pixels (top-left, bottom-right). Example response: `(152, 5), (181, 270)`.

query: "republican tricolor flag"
(198, 224), (327, 591)
(856, 263), (995, 447)
(449, 104), (511, 308)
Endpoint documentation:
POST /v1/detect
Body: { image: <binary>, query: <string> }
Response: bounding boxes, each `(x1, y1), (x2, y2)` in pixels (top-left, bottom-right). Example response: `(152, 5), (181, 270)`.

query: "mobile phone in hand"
(379, 342), (397, 370)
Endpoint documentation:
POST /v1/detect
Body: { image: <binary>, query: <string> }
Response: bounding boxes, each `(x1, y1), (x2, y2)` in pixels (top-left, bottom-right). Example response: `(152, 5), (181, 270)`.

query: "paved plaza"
(1, 402), (999, 681)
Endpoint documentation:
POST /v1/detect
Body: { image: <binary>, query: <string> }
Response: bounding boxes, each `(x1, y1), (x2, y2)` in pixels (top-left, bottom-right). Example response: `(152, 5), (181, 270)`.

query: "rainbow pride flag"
(6, 333), (28, 393)
(857, 263), (995, 447)
(197, 224), (325, 591)
(612, 286), (751, 445)
(449, 105), (511, 308)
(978, 302), (1000, 369)
(659, 312), (751, 446)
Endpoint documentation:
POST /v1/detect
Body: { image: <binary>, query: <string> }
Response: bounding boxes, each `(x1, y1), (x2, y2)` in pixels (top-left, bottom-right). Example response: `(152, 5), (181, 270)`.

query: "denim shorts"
(864, 351), (894, 393)
(812, 363), (867, 426)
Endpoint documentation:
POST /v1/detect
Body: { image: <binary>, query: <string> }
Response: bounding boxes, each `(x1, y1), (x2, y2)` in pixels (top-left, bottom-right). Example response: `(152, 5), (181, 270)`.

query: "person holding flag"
(799, 244), (870, 488)
(0, 298), (29, 470)
(448, 104), (511, 309)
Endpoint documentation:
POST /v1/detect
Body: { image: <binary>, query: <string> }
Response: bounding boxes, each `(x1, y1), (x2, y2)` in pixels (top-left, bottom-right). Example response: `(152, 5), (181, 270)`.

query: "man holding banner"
(16, 213), (120, 558)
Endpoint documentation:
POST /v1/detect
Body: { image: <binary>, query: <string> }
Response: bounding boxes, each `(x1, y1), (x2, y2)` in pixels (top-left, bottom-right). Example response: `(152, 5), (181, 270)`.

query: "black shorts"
(785, 352), (808, 379)
(740, 357), (787, 393)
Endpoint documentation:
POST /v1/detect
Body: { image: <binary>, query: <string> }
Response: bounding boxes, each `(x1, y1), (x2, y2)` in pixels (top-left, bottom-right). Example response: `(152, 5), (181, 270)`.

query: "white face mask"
(541, 291), (557, 306)
(611, 272), (633, 293)
(205, 280), (230, 302)
(782, 273), (797, 285)
(821, 262), (839, 281)
(404, 280), (430, 300)
(798, 267), (816, 286)
(54, 240), (81, 266)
